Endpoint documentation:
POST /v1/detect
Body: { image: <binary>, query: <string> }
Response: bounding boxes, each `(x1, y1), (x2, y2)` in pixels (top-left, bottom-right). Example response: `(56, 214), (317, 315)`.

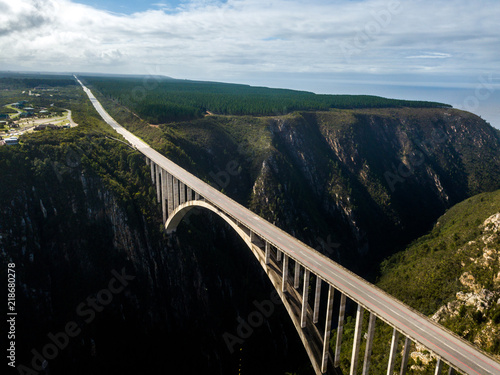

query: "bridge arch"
(79, 76), (500, 375)
(165, 199), (332, 374)
(165, 200), (252, 248)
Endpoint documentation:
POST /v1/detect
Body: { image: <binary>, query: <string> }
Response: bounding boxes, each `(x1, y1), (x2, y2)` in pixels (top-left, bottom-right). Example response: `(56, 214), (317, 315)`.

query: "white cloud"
(0, 0), (499, 82)
(407, 52), (452, 59)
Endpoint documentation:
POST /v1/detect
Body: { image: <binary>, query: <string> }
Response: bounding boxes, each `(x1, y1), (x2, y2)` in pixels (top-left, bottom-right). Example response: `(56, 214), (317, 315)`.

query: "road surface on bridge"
(76, 76), (500, 375)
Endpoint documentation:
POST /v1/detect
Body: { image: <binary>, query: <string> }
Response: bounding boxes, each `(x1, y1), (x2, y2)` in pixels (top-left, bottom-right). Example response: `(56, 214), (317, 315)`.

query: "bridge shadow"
(168, 202), (344, 374)
(251, 234), (340, 375)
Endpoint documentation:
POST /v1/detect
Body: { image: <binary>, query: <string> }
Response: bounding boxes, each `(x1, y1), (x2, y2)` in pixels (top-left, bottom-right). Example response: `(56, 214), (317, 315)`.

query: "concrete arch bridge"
(77, 76), (500, 375)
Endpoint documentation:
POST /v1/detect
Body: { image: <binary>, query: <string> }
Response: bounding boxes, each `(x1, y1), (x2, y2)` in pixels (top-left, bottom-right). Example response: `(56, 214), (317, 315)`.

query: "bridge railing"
(77, 77), (500, 375)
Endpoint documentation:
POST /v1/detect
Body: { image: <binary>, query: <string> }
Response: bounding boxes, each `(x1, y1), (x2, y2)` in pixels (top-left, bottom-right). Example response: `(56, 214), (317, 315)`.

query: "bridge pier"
(167, 172), (173, 216)
(180, 182), (186, 204)
(401, 337), (412, 375)
(277, 249), (282, 261)
(294, 262), (301, 289)
(150, 160), (155, 184)
(334, 293), (347, 368)
(156, 164), (162, 204)
(321, 285), (335, 373)
(173, 177), (179, 209)
(81, 77), (500, 375)
(313, 276), (321, 324)
(435, 359), (443, 375)
(362, 312), (377, 375)
(350, 305), (364, 375)
(161, 168), (167, 223)
(387, 328), (400, 375)
(265, 242), (270, 265)
(282, 255), (289, 293)
(301, 269), (310, 328)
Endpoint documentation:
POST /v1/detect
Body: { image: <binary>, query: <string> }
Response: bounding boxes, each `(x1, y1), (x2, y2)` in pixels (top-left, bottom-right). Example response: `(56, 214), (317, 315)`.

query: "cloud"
(407, 52), (452, 59)
(0, 0), (56, 36)
(0, 0), (499, 81)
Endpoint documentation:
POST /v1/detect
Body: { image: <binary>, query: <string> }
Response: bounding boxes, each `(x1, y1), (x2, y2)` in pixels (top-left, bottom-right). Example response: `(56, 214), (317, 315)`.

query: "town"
(0, 98), (76, 146)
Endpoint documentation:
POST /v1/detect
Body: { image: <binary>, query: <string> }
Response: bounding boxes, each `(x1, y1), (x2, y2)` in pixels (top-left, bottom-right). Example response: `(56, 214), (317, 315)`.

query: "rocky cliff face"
(394, 212), (500, 373)
(429, 212), (500, 356)
(0, 143), (307, 375)
(5, 101), (498, 374)
(103, 89), (500, 276)
(248, 108), (500, 274)
(376, 189), (500, 370)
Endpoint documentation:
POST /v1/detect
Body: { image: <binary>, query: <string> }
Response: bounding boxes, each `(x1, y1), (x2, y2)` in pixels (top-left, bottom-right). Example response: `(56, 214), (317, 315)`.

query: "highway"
(76, 76), (500, 375)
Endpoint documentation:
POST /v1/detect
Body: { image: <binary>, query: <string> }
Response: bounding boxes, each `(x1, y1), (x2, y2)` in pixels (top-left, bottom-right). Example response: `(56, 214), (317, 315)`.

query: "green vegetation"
(2, 72), (499, 374)
(0, 74), (308, 375)
(85, 81), (500, 277)
(331, 187), (500, 374)
(377, 190), (500, 358)
(378, 190), (500, 313)
(0, 75), (77, 89)
(82, 76), (451, 124)
(0, 75), (161, 231)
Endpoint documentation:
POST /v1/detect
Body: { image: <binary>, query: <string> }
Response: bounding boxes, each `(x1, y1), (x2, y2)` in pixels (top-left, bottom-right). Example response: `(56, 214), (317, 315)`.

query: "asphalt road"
(76, 76), (500, 375)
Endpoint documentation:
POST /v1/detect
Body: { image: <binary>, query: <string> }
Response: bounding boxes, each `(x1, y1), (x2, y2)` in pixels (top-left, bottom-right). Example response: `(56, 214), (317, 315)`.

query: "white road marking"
(76, 77), (500, 375)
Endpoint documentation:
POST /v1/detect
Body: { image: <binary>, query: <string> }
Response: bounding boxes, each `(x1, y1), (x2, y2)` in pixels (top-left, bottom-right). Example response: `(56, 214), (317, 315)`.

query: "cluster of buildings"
(13, 101), (36, 117)
(0, 136), (19, 146)
(34, 124), (63, 131)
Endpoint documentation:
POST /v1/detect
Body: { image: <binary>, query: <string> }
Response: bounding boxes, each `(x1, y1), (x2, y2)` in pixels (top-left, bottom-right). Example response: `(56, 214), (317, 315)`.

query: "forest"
(82, 76), (452, 124)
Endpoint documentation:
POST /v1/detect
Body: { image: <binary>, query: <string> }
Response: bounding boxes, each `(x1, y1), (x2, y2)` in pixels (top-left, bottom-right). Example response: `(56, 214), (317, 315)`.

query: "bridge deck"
(76, 76), (500, 375)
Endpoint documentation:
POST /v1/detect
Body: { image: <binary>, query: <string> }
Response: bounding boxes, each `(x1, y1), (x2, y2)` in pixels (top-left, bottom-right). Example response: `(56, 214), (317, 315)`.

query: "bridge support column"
(265, 242), (270, 265)
(145, 157), (150, 166)
(156, 165), (162, 204)
(250, 231), (255, 243)
(282, 255), (289, 293)
(400, 337), (411, 375)
(387, 328), (400, 375)
(362, 312), (377, 375)
(448, 368), (455, 375)
(195, 191), (200, 200)
(167, 172), (173, 216)
(277, 249), (282, 261)
(173, 177), (179, 209)
(150, 161), (155, 184)
(434, 359), (443, 375)
(334, 293), (347, 368)
(161, 169), (167, 223)
(186, 187), (192, 202)
(313, 276), (321, 324)
(180, 182), (186, 204)
(321, 285), (335, 373)
(301, 269), (310, 328)
(294, 262), (300, 289)
(349, 305), (364, 375)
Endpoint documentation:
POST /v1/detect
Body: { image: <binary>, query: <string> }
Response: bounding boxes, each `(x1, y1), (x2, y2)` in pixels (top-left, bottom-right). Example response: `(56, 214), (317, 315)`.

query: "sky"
(0, 0), (499, 127)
